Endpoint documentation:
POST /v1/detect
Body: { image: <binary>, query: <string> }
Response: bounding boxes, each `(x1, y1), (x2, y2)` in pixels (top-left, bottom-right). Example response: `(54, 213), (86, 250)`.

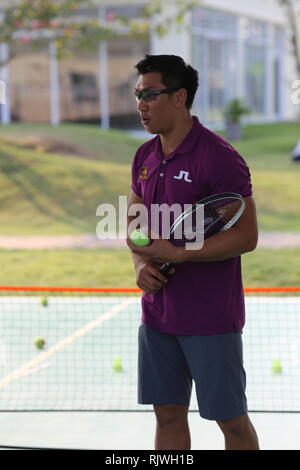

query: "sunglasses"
(133, 88), (180, 103)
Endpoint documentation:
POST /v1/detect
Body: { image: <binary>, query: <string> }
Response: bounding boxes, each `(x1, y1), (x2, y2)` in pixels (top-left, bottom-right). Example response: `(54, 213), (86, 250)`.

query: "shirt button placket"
(157, 160), (167, 204)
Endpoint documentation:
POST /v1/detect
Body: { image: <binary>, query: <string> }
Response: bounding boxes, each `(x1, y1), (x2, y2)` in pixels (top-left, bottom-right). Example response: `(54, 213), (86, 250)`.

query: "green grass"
(0, 136), (133, 234)
(226, 121), (300, 230)
(242, 248), (300, 287)
(0, 248), (135, 288)
(1, 121), (300, 234)
(0, 121), (300, 289)
(0, 122), (140, 164)
(0, 122), (144, 235)
(233, 121), (300, 170)
(0, 248), (299, 288)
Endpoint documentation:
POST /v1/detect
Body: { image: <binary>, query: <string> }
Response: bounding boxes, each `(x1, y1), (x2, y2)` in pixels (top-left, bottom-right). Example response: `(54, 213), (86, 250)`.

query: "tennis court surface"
(0, 286), (299, 449)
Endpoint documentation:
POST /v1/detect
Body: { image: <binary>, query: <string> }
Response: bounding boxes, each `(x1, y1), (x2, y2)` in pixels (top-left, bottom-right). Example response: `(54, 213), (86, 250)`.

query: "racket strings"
(169, 197), (243, 243)
(159, 193), (244, 274)
(184, 199), (243, 240)
(214, 200), (243, 224)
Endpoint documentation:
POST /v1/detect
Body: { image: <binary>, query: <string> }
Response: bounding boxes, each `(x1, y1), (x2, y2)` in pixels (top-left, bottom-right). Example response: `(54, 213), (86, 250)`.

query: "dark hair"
(134, 54), (199, 110)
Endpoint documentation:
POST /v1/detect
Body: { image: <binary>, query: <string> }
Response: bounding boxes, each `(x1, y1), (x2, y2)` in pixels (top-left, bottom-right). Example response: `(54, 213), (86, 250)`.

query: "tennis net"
(0, 286), (299, 412)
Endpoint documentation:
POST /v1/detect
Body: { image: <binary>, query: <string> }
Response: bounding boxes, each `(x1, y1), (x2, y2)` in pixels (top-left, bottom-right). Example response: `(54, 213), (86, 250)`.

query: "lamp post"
(99, 6), (110, 130)
(0, 5), (11, 124)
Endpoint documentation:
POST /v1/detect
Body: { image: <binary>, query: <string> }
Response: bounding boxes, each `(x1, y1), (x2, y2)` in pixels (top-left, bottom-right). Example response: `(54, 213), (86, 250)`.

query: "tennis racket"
(159, 192), (245, 275)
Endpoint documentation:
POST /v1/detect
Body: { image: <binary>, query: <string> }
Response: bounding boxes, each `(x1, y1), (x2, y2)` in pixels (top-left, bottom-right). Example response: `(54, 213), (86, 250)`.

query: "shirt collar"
(154, 116), (202, 161)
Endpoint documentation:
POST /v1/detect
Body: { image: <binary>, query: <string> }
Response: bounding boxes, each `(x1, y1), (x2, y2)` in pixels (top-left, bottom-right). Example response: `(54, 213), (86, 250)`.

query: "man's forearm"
(180, 226), (258, 263)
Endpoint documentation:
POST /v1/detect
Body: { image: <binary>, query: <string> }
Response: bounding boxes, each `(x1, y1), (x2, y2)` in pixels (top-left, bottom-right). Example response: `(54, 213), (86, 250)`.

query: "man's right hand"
(127, 190), (175, 294)
(136, 261), (175, 294)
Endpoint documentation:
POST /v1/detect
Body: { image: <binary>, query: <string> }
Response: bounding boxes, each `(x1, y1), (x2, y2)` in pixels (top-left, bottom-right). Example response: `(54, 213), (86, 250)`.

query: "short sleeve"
(206, 147), (252, 198)
(131, 149), (142, 197)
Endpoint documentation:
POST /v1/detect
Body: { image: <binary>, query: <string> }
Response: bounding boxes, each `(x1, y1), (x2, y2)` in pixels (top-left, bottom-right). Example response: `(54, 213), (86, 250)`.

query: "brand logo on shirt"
(139, 166), (148, 180)
(173, 170), (192, 183)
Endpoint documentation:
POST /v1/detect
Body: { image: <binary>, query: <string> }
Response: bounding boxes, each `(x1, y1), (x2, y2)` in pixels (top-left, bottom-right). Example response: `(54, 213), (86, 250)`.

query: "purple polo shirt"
(131, 116), (252, 335)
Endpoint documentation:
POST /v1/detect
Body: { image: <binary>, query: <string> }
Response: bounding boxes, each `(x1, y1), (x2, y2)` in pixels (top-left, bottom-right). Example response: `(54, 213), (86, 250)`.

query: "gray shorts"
(138, 323), (248, 421)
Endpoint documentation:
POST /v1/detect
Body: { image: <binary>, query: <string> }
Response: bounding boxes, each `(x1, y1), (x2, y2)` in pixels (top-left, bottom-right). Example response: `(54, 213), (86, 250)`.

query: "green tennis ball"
(34, 337), (46, 349)
(272, 359), (282, 374)
(130, 229), (150, 247)
(40, 296), (48, 307)
(113, 357), (123, 372)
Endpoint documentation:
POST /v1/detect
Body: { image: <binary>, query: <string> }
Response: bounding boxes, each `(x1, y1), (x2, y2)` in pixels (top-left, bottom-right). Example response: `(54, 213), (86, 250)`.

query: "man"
(126, 54), (259, 450)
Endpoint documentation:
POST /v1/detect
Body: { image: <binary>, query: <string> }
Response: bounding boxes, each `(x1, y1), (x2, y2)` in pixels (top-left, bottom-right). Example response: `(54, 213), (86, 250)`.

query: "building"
(0, 0), (298, 128)
(0, 1), (150, 128)
(153, 0), (298, 128)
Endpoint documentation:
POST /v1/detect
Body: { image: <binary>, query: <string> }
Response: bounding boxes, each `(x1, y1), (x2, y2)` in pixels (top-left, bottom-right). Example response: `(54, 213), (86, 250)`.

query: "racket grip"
(159, 262), (172, 275)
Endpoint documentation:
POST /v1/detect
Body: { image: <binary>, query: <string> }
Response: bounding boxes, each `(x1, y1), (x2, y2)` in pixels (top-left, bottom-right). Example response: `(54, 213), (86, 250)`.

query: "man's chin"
(142, 121), (160, 134)
(145, 125), (159, 135)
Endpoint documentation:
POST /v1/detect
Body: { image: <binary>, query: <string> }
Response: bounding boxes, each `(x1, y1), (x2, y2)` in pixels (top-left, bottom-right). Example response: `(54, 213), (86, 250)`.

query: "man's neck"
(160, 115), (194, 158)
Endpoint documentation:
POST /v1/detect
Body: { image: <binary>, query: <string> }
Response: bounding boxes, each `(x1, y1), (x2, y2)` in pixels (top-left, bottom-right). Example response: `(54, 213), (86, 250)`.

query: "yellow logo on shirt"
(140, 166), (148, 180)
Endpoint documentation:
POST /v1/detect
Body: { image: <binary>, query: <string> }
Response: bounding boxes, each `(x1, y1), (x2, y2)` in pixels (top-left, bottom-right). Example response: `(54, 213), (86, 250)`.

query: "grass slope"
(0, 136), (134, 234)
(0, 121), (300, 288)
(0, 247), (299, 288)
(1, 121), (300, 234)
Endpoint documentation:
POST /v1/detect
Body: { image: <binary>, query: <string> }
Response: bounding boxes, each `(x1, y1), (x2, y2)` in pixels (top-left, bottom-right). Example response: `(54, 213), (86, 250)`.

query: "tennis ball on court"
(272, 359), (282, 374)
(34, 337), (46, 349)
(40, 296), (48, 307)
(130, 229), (150, 247)
(113, 357), (123, 372)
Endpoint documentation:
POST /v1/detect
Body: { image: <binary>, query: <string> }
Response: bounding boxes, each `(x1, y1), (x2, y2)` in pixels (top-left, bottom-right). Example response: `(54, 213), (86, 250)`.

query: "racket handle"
(159, 262), (172, 275)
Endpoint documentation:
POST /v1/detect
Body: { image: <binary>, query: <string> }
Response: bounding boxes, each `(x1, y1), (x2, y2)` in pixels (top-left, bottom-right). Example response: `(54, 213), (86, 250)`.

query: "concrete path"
(0, 232), (300, 249)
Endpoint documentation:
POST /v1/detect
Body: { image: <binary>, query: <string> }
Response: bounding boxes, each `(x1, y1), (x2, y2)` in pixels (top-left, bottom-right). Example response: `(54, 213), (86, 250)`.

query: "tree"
(278, 0), (300, 75)
(0, 0), (200, 65)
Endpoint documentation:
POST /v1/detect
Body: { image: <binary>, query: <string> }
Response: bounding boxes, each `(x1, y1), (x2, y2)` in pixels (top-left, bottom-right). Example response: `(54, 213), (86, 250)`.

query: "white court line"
(21, 361), (52, 378)
(0, 297), (138, 390)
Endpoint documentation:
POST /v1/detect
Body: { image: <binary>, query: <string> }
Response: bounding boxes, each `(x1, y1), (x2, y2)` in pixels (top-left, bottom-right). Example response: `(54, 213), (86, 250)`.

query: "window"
(192, 8), (238, 124)
(273, 26), (284, 116)
(245, 45), (265, 114)
(192, 8), (280, 124)
(244, 19), (267, 115)
(70, 73), (98, 102)
(192, 7), (237, 34)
